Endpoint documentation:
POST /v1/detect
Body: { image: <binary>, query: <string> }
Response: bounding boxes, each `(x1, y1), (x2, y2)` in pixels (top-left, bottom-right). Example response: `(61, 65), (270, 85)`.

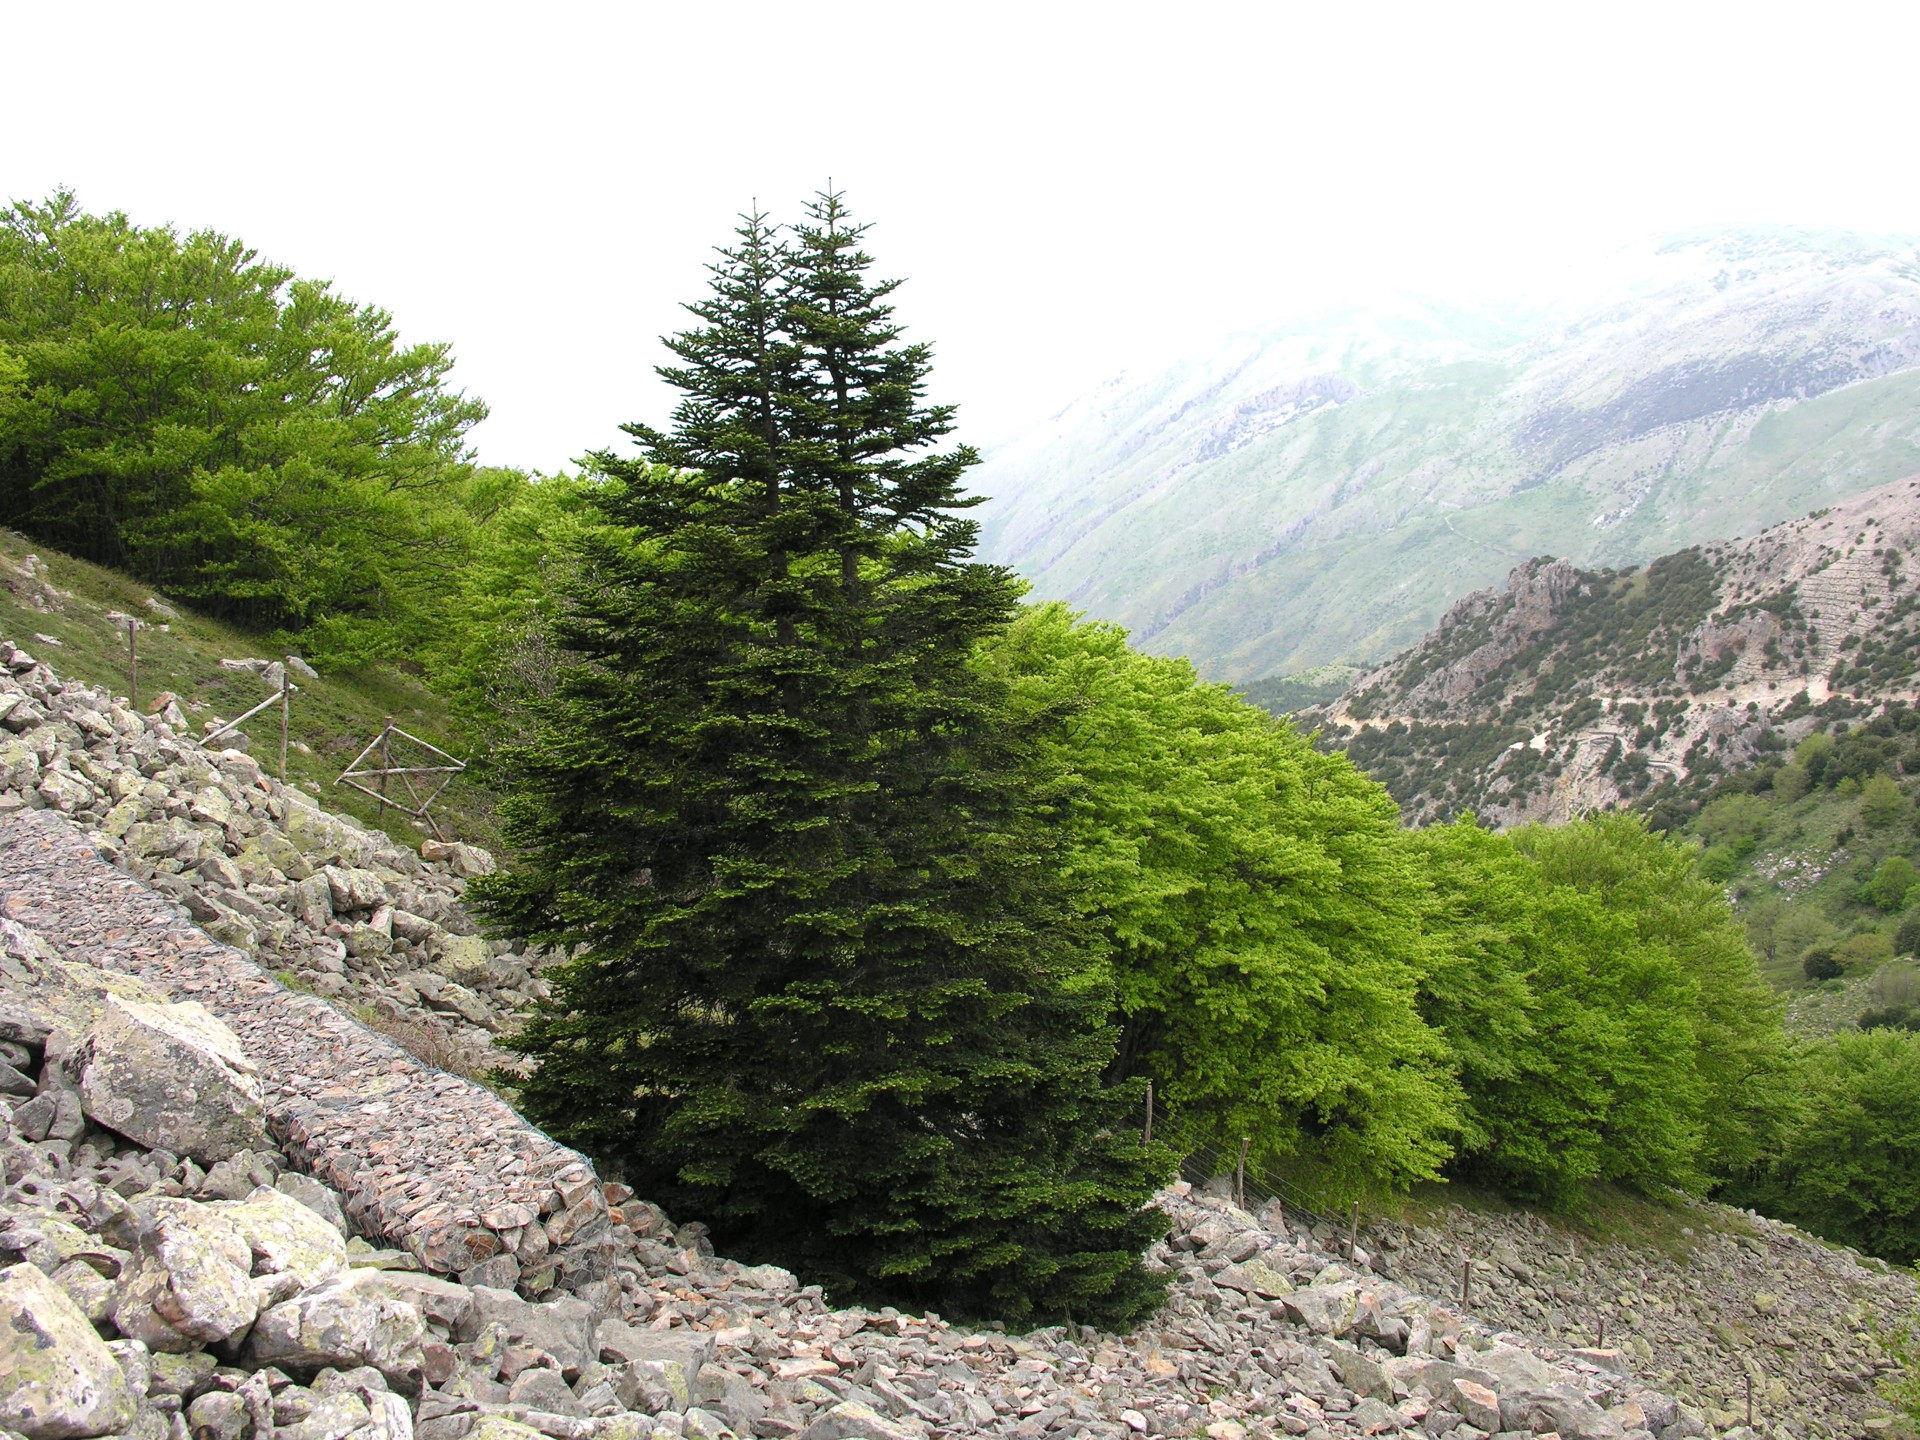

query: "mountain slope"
(973, 227), (1920, 680)
(1306, 476), (1920, 826)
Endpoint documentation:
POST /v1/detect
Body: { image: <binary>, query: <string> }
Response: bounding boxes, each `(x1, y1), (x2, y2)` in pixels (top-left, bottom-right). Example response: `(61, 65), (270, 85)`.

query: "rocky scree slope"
(974, 226), (1920, 681)
(0, 633), (1903, 1440)
(0, 632), (536, 1082)
(1357, 1201), (1911, 1440)
(1308, 477), (1920, 826)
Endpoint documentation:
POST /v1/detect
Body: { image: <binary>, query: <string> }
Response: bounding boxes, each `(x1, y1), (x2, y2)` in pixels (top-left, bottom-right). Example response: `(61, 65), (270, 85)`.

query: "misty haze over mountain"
(972, 226), (1920, 682)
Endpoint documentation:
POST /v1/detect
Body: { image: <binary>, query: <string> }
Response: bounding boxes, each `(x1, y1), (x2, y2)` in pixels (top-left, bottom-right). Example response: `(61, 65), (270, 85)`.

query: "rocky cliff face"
(1309, 477), (1920, 826)
(972, 226), (1920, 682)
(0, 636), (1910, 1440)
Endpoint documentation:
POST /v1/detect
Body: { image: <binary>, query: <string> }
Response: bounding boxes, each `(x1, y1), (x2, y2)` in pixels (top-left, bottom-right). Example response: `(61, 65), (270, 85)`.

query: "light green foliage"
(426, 467), (615, 746)
(1514, 814), (1795, 1180)
(1727, 1030), (1920, 1263)
(985, 604), (1456, 1203)
(1873, 962), (1920, 1012)
(1838, 930), (1897, 968)
(1411, 820), (1618, 1202)
(1772, 761), (1813, 802)
(1695, 792), (1772, 847)
(1416, 817), (1789, 1201)
(0, 192), (485, 665)
(1868, 856), (1920, 912)
(1864, 773), (1910, 828)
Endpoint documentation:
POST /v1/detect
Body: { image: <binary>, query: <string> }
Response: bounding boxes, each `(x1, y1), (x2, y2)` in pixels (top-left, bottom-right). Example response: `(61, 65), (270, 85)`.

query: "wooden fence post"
(1460, 1253), (1473, 1308)
(1235, 1135), (1250, 1210)
(377, 718), (393, 817)
(127, 619), (137, 711)
(279, 656), (292, 784)
(1142, 1079), (1153, 1146)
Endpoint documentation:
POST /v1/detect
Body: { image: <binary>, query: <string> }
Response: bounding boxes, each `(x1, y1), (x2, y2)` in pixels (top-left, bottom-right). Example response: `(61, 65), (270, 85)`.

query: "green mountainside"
(1305, 477), (1920, 829)
(973, 227), (1920, 681)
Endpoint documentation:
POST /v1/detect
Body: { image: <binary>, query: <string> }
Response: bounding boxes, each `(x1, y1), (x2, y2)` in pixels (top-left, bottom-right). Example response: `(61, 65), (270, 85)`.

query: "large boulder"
(1471, 1343), (1626, 1440)
(1449, 1378), (1502, 1433)
(0, 918), (169, 1050)
(352, 1269), (476, 1332)
(800, 1402), (920, 1440)
(600, 1326), (712, 1411)
(212, 1186), (347, 1289)
(421, 840), (496, 879)
(452, 1286), (594, 1375)
(1280, 1281), (1362, 1336)
(1, 1261), (138, 1439)
(1213, 1254), (1293, 1298)
(247, 1269), (427, 1389)
(80, 995), (268, 1163)
(111, 1200), (258, 1352)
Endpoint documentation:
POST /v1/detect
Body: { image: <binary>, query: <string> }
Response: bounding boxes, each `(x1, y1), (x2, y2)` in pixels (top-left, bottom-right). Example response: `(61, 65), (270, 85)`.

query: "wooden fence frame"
(336, 718), (466, 841)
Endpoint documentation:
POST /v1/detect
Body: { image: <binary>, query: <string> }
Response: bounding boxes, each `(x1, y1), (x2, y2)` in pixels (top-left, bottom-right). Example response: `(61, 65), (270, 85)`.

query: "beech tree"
(1727, 1030), (1920, 1263)
(0, 191), (484, 662)
(479, 197), (1169, 1326)
(983, 603), (1458, 1203)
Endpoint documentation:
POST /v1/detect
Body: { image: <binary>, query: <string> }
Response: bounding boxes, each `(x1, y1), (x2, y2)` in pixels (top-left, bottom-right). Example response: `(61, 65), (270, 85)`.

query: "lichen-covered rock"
(79, 996), (267, 1163)
(1213, 1255), (1293, 1298)
(354, 1270), (476, 1332)
(274, 1172), (349, 1236)
(0, 1261), (138, 1439)
(1449, 1375), (1502, 1432)
(0, 920), (169, 1050)
(466, 1418), (546, 1440)
(110, 1201), (258, 1352)
(453, 1287), (594, 1376)
(605, 1329), (712, 1412)
(0, 1210), (117, 1277)
(421, 841), (495, 880)
(247, 1270), (427, 1389)
(212, 1186), (346, 1289)
(186, 1389), (248, 1440)
(1280, 1281), (1361, 1335)
(798, 1401), (919, 1440)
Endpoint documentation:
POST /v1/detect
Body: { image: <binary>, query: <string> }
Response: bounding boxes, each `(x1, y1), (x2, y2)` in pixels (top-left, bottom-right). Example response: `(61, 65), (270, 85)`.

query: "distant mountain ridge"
(1307, 476), (1920, 826)
(972, 226), (1920, 681)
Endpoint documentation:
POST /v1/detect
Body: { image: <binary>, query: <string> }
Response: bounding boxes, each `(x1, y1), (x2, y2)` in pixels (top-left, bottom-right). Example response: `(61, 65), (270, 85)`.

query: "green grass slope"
(0, 531), (497, 848)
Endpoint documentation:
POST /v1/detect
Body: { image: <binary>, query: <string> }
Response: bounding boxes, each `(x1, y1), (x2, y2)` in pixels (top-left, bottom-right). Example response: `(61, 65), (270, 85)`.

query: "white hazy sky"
(6, 1), (1917, 471)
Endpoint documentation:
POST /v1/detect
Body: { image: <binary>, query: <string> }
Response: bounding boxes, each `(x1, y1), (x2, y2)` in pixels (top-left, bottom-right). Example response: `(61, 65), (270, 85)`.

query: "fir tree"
(478, 194), (1169, 1326)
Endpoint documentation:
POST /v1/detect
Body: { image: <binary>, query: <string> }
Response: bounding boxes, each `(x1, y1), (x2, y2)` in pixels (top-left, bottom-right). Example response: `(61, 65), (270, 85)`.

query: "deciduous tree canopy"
(0, 191), (485, 663)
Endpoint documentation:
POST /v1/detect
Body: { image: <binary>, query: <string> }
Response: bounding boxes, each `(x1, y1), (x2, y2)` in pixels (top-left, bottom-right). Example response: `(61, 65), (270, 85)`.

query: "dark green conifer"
(478, 194), (1169, 1326)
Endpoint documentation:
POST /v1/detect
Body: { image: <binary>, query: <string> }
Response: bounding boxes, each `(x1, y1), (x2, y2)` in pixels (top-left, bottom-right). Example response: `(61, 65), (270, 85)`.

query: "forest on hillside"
(3, 190), (1919, 1325)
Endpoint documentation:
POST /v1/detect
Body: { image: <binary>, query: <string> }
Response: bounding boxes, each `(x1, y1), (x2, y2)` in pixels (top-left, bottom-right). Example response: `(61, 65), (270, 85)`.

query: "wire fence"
(1179, 1137), (1344, 1239)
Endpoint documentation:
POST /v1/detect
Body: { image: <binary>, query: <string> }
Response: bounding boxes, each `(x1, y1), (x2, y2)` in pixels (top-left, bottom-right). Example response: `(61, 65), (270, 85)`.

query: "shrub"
(1838, 931), (1897, 969)
(1869, 857), (1920, 912)
(1896, 912), (1920, 957)
(1804, 947), (1844, 981)
(1874, 962), (1920, 1011)
(1864, 774), (1910, 828)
